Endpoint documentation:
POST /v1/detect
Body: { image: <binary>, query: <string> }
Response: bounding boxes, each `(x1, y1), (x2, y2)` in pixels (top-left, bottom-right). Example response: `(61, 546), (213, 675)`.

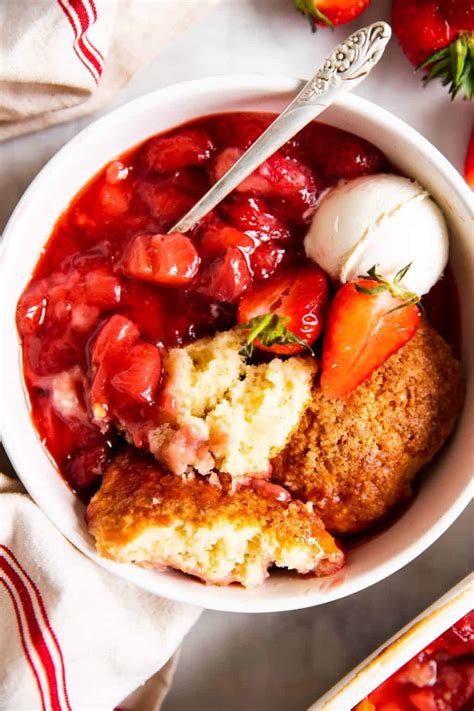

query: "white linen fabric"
(0, 0), (218, 141)
(0, 473), (201, 711)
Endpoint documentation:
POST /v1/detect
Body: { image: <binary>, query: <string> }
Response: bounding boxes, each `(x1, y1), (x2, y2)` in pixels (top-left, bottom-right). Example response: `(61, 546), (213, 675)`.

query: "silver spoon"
(170, 21), (391, 235)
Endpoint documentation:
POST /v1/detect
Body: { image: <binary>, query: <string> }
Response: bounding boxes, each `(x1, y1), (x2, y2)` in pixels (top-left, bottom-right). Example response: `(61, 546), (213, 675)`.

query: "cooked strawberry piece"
(238, 265), (329, 355)
(250, 243), (285, 282)
(91, 314), (140, 364)
(223, 195), (291, 242)
(137, 182), (195, 228)
(90, 315), (162, 420)
(84, 269), (121, 307)
(90, 315), (141, 418)
(200, 223), (256, 261)
(120, 232), (200, 286)
(167, 167), (210, 197)
(321, 276), (421, 398)
(98, 183), (130, 216)
(34, 391), (81, 464)
(105, 160), (129, 185)
(141, 128), (214, 173)
(258, 154), (318, 197)
(17, 280), (49, 336)
(398, 659), (438, 687)
(196, 247), (252, 303)
(210, 112), (273, 149)
(301, 123), (386, 180)
(64, 442), (112, 491)
(409, 660), (474, 711)
(110, 342), (162, 404)
(211, 147), (272, 193)
(211, 149), (318, 204)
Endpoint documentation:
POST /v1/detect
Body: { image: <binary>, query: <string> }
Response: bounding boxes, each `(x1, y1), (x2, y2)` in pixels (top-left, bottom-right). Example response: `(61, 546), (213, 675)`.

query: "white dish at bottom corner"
(0, 74), (473, 613)
(311, 573), (474, 710)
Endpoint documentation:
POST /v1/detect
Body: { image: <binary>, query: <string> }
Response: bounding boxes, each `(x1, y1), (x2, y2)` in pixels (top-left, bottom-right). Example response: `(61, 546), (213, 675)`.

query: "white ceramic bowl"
(1, 75), (472, 613)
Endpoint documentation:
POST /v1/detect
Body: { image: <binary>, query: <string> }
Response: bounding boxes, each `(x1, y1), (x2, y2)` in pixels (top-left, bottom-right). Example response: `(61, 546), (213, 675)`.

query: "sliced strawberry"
(223, 195), (291, 242)
(110, 342), (162, 404)
(196, 247), (251, 303)
(237, 265), (329, 355)
(321, 271), (421, 398)
(464, 127), (474, 189)
(200, 223), (256, 260)
(250, 243), (285, 282)
(136, 182), (195, 228)
(120, 232), (200, 286)
(141, 128), (214, 173)
(302, 123), (386, 180)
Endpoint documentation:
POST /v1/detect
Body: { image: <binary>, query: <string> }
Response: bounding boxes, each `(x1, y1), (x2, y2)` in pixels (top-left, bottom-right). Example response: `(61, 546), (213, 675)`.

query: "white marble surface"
(1, 1), (472, 709)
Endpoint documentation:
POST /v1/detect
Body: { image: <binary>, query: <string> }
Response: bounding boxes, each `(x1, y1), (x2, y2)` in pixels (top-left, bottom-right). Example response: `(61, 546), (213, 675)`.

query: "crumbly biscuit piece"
(87, 448), (344, 587)
(271, 321), (464, 534)
(148, 328), (316, 478)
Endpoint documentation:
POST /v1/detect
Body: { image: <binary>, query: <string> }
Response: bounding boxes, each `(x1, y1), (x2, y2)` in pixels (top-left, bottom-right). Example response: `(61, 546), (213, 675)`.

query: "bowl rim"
(1, 73), (472, 613)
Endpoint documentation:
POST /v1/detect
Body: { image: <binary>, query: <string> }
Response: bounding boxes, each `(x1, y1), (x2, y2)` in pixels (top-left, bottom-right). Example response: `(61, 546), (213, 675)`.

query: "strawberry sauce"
(15, 112), (455, 498)
(355, 612), (474, 711)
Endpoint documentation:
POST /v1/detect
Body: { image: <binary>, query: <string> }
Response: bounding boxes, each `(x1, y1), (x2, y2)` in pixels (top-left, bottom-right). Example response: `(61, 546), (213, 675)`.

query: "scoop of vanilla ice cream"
(304, 174), (449, 295)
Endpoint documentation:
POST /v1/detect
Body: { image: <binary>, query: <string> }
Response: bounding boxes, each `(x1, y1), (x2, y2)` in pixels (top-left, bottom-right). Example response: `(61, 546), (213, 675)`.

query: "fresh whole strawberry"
(440, 0), (474, 32)
(293, 0), (371, 29)
(392, 0), (474, 100)
(465, 126), (474, 188)
(321, 265), (421, 398)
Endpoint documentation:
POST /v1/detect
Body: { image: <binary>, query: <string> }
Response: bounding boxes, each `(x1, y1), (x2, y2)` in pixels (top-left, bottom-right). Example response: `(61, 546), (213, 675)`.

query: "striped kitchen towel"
(0, 472), (201, 710)
(0, 0), (218, 141)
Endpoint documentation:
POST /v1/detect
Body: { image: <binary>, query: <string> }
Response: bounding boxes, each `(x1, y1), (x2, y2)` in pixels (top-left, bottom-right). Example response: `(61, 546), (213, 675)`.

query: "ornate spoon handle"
(170, 21), (391, 234)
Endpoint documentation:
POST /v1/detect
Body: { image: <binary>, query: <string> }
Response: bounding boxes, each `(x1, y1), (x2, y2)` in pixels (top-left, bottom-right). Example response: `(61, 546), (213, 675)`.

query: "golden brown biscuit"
(87, 448), (344, 587)
(271, 321), (464, 534)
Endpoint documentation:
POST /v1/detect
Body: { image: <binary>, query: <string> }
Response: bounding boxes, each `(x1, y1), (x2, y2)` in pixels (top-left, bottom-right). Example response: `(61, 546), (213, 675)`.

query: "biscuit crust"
(87, 448), (344, 587)
(271, 321), (464, 534)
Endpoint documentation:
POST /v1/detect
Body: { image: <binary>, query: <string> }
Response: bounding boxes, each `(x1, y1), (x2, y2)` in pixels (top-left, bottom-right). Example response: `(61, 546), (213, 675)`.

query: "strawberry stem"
(417, 32), (474, 101)
(239, 313), (313, 358)
(292, 0), (333, 32)
(355, 264), (421, 306)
